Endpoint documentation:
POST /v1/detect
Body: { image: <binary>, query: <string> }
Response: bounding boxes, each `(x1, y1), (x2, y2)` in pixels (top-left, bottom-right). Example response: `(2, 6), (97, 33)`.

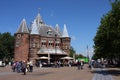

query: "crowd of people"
(9, 58), (117, 76)
(52, 60), (84, 69)
(77, 60), (84, 70)
(11, 61), (33, 75)
(88, 59), (108, 69)
(12, 59), (108, 74)
(35, 60), (74, 68)
(10, 59), (86, 75)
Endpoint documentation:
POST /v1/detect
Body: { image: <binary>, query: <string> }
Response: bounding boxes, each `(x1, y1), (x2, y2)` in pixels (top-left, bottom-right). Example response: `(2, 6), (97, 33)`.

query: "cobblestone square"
(0, 64), (119, 80)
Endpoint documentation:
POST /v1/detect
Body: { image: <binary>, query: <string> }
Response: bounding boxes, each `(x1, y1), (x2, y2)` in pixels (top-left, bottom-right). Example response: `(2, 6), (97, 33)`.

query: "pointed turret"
(14, 18), (29, 61)
(30, 19), (39, 34)
(36, 13), (44, 25)
(16, 18), (29, 33)
(55, 24), (59, 32)
(62, 24), (69, 37)
(55, 24), (62, 36)
(61, 24), (71, 55)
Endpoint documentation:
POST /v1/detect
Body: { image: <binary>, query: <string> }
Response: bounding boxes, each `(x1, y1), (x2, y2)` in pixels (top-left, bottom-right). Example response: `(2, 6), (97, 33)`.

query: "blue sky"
(0, 0), (112, 56)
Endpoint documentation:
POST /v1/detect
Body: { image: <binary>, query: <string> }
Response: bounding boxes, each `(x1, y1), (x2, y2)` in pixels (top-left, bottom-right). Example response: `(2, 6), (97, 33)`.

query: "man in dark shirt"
(22, 61), (27, 75)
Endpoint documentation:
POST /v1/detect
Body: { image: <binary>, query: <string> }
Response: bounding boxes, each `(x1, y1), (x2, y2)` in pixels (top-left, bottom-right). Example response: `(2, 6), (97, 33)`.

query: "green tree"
(93, 0), (120, 64)
(69, 46), (76, 57)
(0, 32), (14, 62)
(75, 54), (85, 59)
(69, 46), (85, 59)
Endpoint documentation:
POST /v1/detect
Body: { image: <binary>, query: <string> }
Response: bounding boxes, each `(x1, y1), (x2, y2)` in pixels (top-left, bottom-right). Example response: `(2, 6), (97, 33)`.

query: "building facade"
(14, 13), (71, 63)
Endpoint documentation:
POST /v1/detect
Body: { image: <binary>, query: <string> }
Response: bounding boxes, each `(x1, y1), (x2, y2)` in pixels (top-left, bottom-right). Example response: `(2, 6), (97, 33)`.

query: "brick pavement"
(0, 64), (119, 80)
(0, 64), (93, 80)
(90, 67), (120, 80)
(106, 67), (120, 80)
(92, 68), (114, 80)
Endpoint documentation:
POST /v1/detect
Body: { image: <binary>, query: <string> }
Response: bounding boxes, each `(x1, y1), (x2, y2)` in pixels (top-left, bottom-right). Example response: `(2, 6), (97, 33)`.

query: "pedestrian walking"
(80, 60), (84, 69)
(16, 62), (21, 73)
(21, 61), (27, 75)
(12, 61), (16, 72)
(77, 60), (80, 70)
(39, 61), (42, 68)
(29, 61), (33, 72)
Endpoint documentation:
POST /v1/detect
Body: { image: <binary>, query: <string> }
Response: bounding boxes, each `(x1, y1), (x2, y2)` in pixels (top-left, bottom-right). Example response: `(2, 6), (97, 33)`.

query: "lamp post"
(55, 34), (57, 61)
(86, 45), (89, 63)
(48, 49), (50, 64)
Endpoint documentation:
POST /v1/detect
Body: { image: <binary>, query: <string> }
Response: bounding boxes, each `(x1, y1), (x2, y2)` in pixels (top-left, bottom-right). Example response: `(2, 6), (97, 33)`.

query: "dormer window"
(41, 39), (46, 47)
(47, 29), (52, 36)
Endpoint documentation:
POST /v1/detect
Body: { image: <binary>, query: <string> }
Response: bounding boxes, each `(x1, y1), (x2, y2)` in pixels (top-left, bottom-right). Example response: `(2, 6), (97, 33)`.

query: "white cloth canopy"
(38, 56), (50, 59)
(60, 56), (73, 60)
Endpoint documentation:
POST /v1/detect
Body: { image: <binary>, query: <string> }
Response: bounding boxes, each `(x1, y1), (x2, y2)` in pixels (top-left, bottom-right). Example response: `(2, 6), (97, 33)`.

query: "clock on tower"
(15, 34), (22, 47)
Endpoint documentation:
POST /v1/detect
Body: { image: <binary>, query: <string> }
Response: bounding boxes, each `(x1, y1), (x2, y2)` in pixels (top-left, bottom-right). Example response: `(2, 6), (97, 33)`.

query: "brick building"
(14, 13), (71, 63)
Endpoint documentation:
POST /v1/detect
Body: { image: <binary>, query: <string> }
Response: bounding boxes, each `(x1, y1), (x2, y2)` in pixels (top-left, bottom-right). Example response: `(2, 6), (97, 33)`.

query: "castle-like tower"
(14, 13), (71, 63)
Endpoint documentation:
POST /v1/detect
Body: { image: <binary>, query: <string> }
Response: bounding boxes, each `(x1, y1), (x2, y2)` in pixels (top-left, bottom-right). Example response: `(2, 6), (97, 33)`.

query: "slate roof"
(62, 24), (69, 37)
(30, 19), (39, 34)
(16, 18), (29, 33)
(55, 24), (62, 36)
(39, 24), (58, 37)
(30, 13), (62, 37)
(16, 13), (69, 38)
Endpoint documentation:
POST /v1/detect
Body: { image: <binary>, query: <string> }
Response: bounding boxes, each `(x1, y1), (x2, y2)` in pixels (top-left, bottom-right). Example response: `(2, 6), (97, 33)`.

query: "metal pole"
(73, 53), (75, 62)
(87, 45), (89, 63)
(87, 45), (89, 58)
(55, 34), (57, 61)
(48, 50), (50, 64)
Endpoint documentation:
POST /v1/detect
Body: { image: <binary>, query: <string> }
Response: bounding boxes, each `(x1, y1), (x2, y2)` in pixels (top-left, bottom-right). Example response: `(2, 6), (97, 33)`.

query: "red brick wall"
(14, 33), (29, 62)
(29, 35), (40, 61)
(61, 37), (71, 55)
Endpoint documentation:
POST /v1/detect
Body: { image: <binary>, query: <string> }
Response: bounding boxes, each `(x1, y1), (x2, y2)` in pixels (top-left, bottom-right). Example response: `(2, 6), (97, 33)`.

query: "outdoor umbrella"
(60, 56), (73, 60)
(39, 56), (50, 59)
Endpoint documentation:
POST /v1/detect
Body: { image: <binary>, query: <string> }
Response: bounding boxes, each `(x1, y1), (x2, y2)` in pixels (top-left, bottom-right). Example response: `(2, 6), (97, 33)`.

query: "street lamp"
(87, 45), (89, 58)
(86, 45), (89, 63)
(55, 34), (57, 61)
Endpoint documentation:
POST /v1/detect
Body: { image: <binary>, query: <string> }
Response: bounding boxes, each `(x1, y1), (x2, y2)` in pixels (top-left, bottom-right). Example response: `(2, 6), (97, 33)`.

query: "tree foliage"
(0, 32), (14, 61)
(75, 54), (85, 59)
(93, 0), (120, 60)
(69, 46), (85, 59)
(69, 46), (76, 57)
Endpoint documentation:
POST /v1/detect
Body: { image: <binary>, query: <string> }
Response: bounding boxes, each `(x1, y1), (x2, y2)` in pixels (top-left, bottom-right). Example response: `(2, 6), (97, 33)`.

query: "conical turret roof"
(62, 24), (69, 37)
(30, 19), (39, 34)
(55, 24), (62, 36)
(36, 13), (44, 25)
(16, 18), (29, 33)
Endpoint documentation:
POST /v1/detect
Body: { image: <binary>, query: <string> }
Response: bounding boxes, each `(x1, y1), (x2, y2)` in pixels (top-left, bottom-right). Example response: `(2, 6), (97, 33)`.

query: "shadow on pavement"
(90, 68), (120, 76)
(25, 72), (54, 76)
(106, 69), (120, 76)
